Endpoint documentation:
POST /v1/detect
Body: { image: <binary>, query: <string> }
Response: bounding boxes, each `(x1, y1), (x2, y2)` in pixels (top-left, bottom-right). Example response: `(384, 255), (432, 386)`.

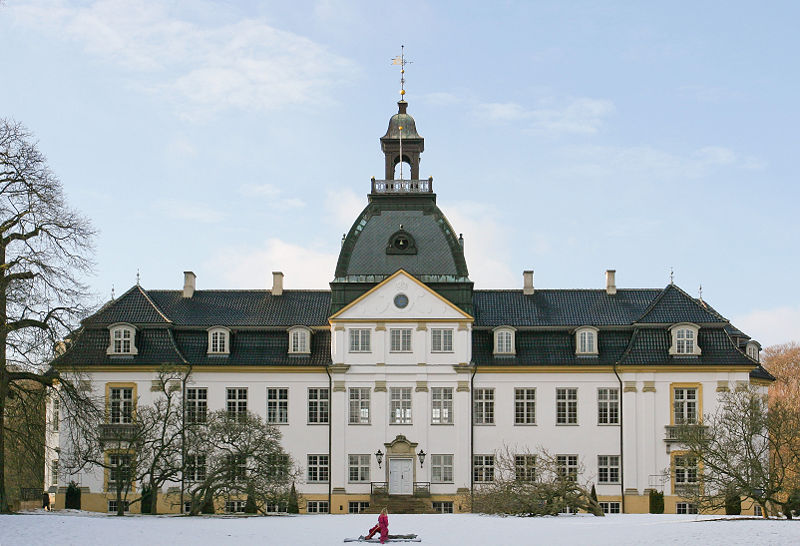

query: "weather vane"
(669, 267), (674, 284)
(391, 46), (413, 180)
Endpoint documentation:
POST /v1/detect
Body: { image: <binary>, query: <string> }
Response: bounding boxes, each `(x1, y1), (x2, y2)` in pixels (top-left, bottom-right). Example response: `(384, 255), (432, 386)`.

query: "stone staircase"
(365, 494), (436, 514)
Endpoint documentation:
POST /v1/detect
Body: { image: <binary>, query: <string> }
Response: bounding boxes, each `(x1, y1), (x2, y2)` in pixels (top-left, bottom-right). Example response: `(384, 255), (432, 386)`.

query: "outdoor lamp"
(417, 449), (426, 467)
(375, 449), (384, 469)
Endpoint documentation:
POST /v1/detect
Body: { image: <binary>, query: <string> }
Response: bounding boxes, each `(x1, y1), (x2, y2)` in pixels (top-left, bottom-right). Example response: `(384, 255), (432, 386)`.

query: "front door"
(388, 458), (413, 495)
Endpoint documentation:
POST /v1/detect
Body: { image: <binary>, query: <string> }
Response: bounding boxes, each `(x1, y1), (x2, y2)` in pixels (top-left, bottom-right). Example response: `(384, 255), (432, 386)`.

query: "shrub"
(783, 490), (800, 520)
(65, 482), (81, 510)
(287, 483), (299, 514)
(649, 490), (664, 514)
(245, 493), (257, 514)
(724, 490), (741, 515)
(201, 496), (215, 514)
(140, 486), (153, 515)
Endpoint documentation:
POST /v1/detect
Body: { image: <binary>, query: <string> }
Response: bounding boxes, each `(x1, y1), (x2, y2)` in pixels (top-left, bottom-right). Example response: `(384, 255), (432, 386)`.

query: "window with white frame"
(349, 387), (370, 424)
(186, 454), (207, 482)
(674, 455), (698, 485)
(600, 501), (621, 514)
(267, 387), (289, 424)
(597, 388), (619, 425)
(515, 455), (536, 482)
(207, 327), (230, 355)
(108, 499), (130, 513)
(390, 387), (412, 424)
(185, 387), (208, 424)
(746, 342), (760, 361)
(431, 328), (454, 352)
(431, 387), (453, 424)
(51, 459), (59, 486)
(225, 500), (246, 513)
(673, 387), (698, 424)
(266, 502), (288, 513)
(349, 501), (370, 513)
(226, 454), (247, 482)
(226, 388), (247, 421)
(515, 388), (536, 424)
(576, 327), (598, 355)
(109, 387), (133, 424)
(266, 454), (289, 481)
(108, 453), (132, 489)
(306, 500), (329, 513)
(473, 388), (495, 424)
(473, 455), (494, 483)
(108, 324), (137, 355)
(432, 501), (454, 514)
(307, 455), (329, 482)
(598, 455), (620, 484)
(348, 454), (370, 482)
(556, 388), (578, 425)
(431, 454), (454, 483)
(307, 388), (329, 424)
(289, 327), (311, 354)
(493, 327), (515, 355)
(676, 502), (698, 514)
(556, 454), (578, 482)
(390, 328), (412, 352)
(51, 398), (60, 432)
(670, 324), (701, 355)
(349, 328), (371, 352)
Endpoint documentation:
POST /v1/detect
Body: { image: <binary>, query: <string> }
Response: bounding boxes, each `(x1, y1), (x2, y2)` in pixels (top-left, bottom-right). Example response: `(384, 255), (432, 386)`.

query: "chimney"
(523, 270), (534, 296)
(605, 269), (617, 295)
(272, 271), (284, 296)
(182, 271), (196, 298)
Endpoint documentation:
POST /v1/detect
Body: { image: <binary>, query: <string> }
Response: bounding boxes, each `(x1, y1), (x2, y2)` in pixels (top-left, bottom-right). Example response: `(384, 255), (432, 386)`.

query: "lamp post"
(375, 449), (384, 469)
(417, 449), (426, 467)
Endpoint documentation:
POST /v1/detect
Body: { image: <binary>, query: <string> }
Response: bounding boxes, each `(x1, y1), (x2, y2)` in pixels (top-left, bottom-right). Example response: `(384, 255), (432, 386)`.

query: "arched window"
(289, 326), (312, 355)
(107, 323), (137, 355)
(746, 341), (760, 362)
(575, 326), (599, 355)
(493, 326), (516, 355)
(669, 323), (701, 356)
(207, 327), (231, 355)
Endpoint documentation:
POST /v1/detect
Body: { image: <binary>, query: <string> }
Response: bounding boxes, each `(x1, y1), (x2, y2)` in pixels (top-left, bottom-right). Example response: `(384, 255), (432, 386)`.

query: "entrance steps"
(366, 494), (436, 514)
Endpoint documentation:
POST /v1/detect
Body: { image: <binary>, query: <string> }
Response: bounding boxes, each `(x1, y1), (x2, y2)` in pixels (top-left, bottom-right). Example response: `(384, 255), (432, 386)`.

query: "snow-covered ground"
(1, 511), (797, 546)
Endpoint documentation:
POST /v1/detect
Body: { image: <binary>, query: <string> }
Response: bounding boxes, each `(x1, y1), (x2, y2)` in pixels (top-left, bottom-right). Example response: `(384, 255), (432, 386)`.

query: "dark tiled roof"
(472, 329), (631, 366)
(53, 327), (186, 367)
(618, 328), (754, 366)
(89, 285), (171, 325)
(472, 289), (661, 327)
(749, 366), (776, 381)
(636, 284), (726, 324)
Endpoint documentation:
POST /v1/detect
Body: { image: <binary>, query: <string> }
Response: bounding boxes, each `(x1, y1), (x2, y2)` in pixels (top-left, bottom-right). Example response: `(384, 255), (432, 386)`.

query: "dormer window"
(207, 327), (230, 355)
(107, 323), (137, 355)
(493, 326), (516, 355)
(669, 323), (701, 356)
(575, 326), (599, 355)
(746, 341), (760, 362)
(289, 326), (311, 355)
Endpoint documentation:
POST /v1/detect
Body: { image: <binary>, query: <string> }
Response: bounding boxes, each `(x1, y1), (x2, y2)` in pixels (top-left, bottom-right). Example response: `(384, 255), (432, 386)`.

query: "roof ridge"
(617, 327), (641, 365)
(166, 329), (189, 365)
(147, 289), (332, 294)
(136, 285), (173, 323)
(474, 288), (663, 293)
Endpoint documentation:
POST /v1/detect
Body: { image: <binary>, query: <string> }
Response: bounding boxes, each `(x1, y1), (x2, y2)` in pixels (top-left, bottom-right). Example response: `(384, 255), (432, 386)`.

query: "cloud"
(211, 238), (338, 289)
(239, 184), (305, 209)
(732, 306), (800, 348)
(153, 199), (224, 223)
(10, 0), (358, 118)
(324, 188), (364, 231)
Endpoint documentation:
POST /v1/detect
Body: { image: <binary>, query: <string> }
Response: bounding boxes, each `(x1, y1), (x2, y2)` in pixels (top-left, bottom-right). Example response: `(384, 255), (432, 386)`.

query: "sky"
(1, 1), (798, 346)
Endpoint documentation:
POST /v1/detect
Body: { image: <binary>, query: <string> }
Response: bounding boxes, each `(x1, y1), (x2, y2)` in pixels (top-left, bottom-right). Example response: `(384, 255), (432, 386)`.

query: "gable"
(636, 284), (725, 324)
(330, 270), (472, 322)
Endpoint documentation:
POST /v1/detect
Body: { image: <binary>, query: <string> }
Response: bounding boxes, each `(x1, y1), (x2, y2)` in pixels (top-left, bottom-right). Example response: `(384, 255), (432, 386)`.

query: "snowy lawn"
(1, 511), (797, 546)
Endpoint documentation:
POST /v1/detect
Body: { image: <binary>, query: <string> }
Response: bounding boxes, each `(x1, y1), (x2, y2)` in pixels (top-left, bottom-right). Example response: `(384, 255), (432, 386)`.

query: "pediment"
(330, 270), (472, 322)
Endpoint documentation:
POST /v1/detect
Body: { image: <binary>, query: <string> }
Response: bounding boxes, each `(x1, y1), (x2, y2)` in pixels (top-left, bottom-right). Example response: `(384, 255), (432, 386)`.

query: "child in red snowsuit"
(365, 507), (389, 543)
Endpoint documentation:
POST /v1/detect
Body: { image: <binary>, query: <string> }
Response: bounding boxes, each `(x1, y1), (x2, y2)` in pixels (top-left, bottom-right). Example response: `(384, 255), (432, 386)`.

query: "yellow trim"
(105, 382), (137, 422)
(84, 365), (329, 373)
(670, 382), (703, 425)
(328, 269), (474, 322)
(476, 365), (753, 374)
(750, 378), (771, 386)
(103, 449), (136, 493)
(332, 318), (471, 323)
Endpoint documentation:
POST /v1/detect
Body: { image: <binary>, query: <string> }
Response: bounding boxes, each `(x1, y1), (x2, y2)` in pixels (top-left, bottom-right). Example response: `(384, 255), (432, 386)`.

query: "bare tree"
(472, 446), (603, 516)
(675, 384), (800, 517)
(0, 119), (95, 512)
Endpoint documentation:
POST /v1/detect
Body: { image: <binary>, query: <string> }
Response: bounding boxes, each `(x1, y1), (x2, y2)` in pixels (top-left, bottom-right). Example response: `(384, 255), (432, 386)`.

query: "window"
(431, 387), (453, 424)
(348, 454), (370, 482)
(308, 388), (329, 424)
(306, 501), (329, 513)
(266, 502), (288, 513)
(390, 328), (412, 352)
(746, 342), (759, 362)
(51, 460), (59, 486)
(186, 454), (207, 482)
(754, 504), (763, 517)
(390, 387), (412, 424)
(289, 327), (311, 354)
(226, 454), (247, 482)
(431, 328), (453, 352)
(576, 327), (598, 355)
(227, 388), (247, 421)
(108, 324), (137, 355)
(556, 388), (578, 425)
(556, 455), (578, 482)
(515, 388), (536, 424)
(307, 454), (329, 483)
(207, 327), (230, 354)
(185, 387), (208, 424)
(493, 327), (515, 355)
(225, 500), (246, 513)
(431, 454), (454, 483)
(676, 502), (698, 514)
(109, 387), (133, 424)
(349, 501), (370, 513)
(51, 398), (60, 432)
(107, 499), (130, 513)
(600, 501), (621, 514)
(598, 455), (620, 484)
(349, 329), (371, 352)
(108, 453), (132, 489)
(349, 387), (370, 424)
(267, 388), (289, 424)
(674, 455), (698, 485)
(670, 324), (701, 356)
(432, 501), (454, 514)
(597, 388), (619, 425)
(473, 455), (494, 483)
(473, 388), (495, 424)
(673, 387), (698, 424)
(266, 454), (289, 481)
(515, 455), (536, 482)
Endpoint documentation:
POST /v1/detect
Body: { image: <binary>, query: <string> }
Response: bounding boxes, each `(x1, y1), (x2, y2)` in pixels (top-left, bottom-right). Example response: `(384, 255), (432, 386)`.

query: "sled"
(343, 534), (420, 543)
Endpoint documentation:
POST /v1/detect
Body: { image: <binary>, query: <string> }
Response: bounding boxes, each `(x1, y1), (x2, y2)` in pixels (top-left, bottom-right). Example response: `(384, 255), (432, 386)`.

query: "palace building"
(49, 98), (772, 515)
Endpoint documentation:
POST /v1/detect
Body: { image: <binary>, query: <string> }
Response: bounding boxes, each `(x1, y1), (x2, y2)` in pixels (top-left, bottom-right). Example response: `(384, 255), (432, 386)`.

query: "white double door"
(388, 458), (413, 495)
